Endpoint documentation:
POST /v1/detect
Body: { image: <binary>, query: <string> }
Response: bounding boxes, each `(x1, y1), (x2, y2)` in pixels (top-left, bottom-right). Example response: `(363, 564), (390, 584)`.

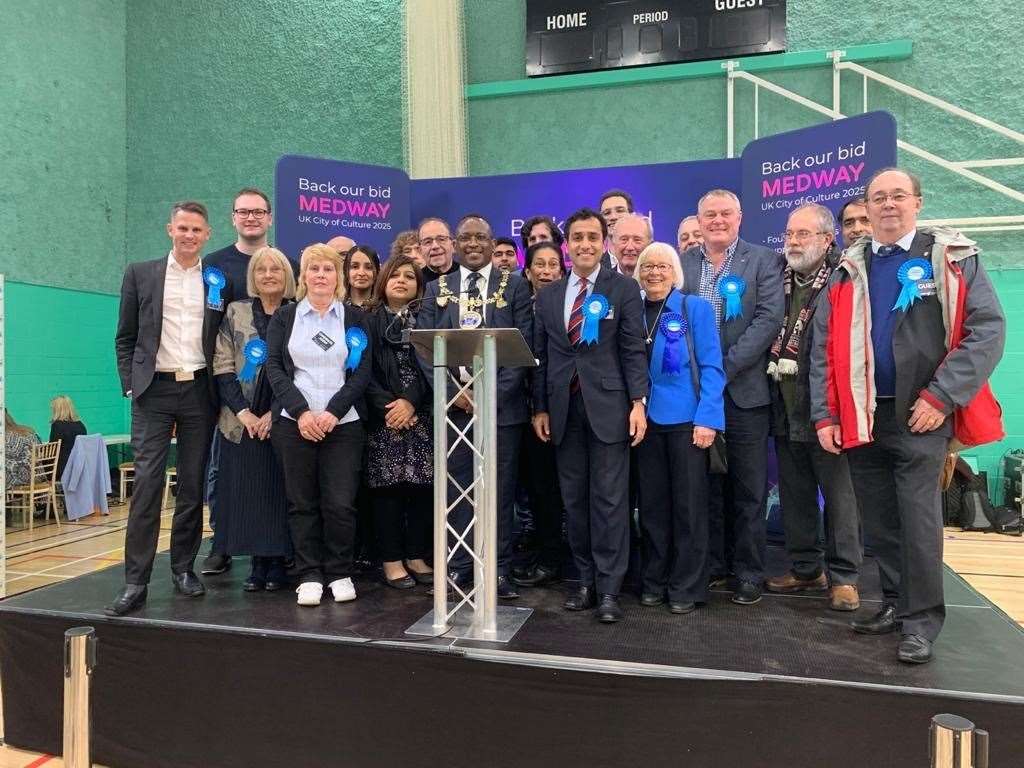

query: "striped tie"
(568, 277), (588, 393)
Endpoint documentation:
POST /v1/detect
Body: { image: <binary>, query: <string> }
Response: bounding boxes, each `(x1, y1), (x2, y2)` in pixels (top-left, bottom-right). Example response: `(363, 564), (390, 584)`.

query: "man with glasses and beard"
(765, 204), (861, 612)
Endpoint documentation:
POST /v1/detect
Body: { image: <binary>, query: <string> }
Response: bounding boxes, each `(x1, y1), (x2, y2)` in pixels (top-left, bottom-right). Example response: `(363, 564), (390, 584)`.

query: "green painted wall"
(0, 0), (127, 294)
(4, 281), (127, 440)
(124, 0), (405, 262)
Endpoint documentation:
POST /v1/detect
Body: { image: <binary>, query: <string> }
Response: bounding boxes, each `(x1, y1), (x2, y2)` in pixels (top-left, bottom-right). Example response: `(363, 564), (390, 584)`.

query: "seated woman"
(515, 241), (569, 587)
(49, 395), (87, 480)
(266, 243), (372, 606)
(212, 246), (295, 592)
(343, 244), (380, 309)
(5, 409), (41, 491)
(364, 255), (433, 588)
(634, 242), (725, 615)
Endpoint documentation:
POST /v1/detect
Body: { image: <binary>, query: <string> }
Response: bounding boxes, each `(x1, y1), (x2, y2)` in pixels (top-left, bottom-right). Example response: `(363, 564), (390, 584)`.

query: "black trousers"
(638, 426), (710, 603)
(555, 392), (630, 596)
(272, 418), (365, 584)
(775, 437), (862, 585)
(374, 483), (432, 563)
(124, 378), (215, 585)
(519, 426), (565, 570)
(846, 401), (947, 640)
(707, 394), (770, 585)
(447, 411), (521, 578)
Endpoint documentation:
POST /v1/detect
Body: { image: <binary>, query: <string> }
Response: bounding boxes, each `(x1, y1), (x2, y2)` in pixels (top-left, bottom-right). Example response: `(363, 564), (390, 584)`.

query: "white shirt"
(458, 263), (492, 323)
(155, 252), (207, 373)
(283, 298), (359, 424)
(871, 229), (917, 255)
(563, 265), (601, 330)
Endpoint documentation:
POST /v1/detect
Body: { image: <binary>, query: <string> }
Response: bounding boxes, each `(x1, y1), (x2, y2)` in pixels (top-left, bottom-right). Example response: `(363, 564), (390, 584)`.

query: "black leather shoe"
(497, 575), (520, 599)
(563, 585), (597, 611)
(243, 574), (265, 592)
(597, 594), (623, 623)
(731, 580), (762, 605)
(640, 592), (665, 607)
(383, 572), (416, 590)
(851, 603), (899, 635)
(708, 574), (730, 589)
(405, 562), (434, 585)
(669, 601), (697, 614)
(201, 552), (231, 575)
(264, 558), (287, 591)
(897, 634), (934, 664)
(429, 570), (472, 597)
(171, 571), (206, 597)
(105, 584), (148, 616)
(512, 564), (559, 588)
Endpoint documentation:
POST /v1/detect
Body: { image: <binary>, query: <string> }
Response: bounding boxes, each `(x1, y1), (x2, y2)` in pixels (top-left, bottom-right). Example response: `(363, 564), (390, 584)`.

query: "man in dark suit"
(680, 189), (784, 606)
(107, 201), (223, 616)
(532, 207), (648, 623)
(418, 213), (533, 599)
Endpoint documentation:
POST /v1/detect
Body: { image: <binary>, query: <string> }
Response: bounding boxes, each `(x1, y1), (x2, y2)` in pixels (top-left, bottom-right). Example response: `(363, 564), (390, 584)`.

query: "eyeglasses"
(783, 229), (828, 241)
(233, 208), (269, 219)
(639, 263), (673, 273)
(868, 192), (917, 206)
(457, 232), (491, 243)
(419, 235), (451, 247)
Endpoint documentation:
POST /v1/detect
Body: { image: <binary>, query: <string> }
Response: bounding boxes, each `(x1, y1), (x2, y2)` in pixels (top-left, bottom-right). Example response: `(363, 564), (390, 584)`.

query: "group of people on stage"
(109, 170), (1006, 665)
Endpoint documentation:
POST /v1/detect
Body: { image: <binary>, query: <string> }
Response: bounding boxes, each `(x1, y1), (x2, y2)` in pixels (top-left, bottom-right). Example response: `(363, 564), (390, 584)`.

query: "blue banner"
(740, 111), (898, 256)
(274, 155), (411, 261)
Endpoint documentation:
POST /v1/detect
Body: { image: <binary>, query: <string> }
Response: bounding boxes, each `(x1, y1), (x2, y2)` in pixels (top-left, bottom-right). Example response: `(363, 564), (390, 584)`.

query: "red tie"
(568, 277), (588, 393)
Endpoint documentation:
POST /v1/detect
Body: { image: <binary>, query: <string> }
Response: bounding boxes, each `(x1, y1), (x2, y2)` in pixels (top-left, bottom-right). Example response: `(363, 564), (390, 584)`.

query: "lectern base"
(405, 604), (534, 643)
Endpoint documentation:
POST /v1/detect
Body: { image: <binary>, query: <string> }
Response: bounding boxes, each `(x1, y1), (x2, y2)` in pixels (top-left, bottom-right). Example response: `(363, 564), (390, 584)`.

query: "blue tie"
(876, 244), (904, 258)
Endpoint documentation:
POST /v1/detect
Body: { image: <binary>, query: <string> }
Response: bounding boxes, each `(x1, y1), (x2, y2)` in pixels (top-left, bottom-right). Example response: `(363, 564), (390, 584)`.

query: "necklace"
(643, 289), (672, 344)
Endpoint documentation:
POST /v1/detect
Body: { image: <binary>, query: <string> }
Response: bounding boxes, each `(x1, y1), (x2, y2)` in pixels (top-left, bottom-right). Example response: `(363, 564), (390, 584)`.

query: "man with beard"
(677, 215), (703, 254)
(418, 214), (533, 599)
(492, 237), (519, 272)
(610, 213), (652, 278)
(838, 198), (872, 248)
(418, 217), (460, 283)
(766, 204), (861, 611)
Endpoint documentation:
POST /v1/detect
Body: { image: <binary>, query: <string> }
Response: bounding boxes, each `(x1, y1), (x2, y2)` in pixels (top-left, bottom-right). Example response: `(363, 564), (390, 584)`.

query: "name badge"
(917, 279), (937, 297)
(605, 305), (615, 320)
(312, 331), (335, 351)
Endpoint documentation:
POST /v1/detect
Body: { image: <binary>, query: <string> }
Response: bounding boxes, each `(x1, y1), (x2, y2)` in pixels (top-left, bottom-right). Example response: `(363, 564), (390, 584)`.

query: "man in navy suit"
(108, 201), (223, 616)
(680, 189), (784, 606)
(418, 214), (533, 599)
(532, 208), (648, 623)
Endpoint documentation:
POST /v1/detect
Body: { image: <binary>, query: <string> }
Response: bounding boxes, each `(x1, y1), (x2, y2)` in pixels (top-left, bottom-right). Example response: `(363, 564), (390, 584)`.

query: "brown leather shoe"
(829, 584), (860, 611)
(765, 571), (828, 593)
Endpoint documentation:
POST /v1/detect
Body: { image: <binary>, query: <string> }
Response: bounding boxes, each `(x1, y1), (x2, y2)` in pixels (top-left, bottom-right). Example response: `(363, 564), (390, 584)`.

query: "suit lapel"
(485, 269), (501, 326)
(151, 258), (166, 349)
(443, 272), (460, 329)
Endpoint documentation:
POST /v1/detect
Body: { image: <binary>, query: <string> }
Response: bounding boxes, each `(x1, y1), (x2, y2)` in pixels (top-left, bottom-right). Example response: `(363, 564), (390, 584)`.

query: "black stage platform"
(2, 547), (1022, 768)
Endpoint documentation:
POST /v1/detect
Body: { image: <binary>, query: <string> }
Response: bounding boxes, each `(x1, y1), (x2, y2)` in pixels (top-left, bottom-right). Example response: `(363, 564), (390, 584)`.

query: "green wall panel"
(124, 0), (405, 263)
(4, 282), (127, 440)
(0, 0), (127, 294)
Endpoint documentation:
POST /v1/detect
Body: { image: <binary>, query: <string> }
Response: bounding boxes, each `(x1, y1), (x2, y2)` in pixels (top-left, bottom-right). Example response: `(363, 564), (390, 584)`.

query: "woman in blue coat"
(634, 242), (725, 614)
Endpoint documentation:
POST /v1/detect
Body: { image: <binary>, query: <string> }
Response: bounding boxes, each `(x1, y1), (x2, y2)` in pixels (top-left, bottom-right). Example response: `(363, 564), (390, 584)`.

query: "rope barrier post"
(63, 626), (97, 768)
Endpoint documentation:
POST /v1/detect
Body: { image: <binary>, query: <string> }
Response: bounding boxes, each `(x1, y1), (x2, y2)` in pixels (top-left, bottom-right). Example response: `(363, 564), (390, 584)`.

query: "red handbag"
(947, 261), (1004, 448)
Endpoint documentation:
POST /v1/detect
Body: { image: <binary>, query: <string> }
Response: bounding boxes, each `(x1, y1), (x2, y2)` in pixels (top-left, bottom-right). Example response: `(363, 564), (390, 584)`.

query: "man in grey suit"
(107, 201), (223, 616)
(680, 189), (784, 606)
(533, 208), (648, 623)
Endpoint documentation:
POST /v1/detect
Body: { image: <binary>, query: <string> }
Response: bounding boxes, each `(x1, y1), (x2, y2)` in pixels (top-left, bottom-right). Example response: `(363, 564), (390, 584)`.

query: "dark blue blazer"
(532, 266), (648, 445)
(417, 269), (534, 427)
(680, 238), (784, 409)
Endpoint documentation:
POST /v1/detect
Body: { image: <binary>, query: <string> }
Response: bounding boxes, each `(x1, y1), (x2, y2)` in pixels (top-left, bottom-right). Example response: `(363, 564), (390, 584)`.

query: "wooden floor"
(0, 507), (1021, 767)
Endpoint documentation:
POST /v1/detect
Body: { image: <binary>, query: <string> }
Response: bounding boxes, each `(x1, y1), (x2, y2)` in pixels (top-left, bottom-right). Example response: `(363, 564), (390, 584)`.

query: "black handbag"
(682, 297), (728, 475)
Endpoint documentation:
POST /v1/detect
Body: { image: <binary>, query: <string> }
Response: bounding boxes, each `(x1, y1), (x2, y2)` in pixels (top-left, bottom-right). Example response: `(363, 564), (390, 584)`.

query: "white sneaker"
(296, 582), (323, 606)
(328, 577), (357, 602)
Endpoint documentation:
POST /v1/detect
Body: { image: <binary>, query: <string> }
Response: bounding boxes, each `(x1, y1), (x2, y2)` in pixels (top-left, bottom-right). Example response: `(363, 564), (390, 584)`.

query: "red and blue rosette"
(718, 274), (745, 321)
(345, 327), (368, 371)
(238, 338), (268, 382)
(659, 312), (687, 375)
(581, 293), (609, 345)
(203, 266), (226, 310)
(892, 258), (933, 312)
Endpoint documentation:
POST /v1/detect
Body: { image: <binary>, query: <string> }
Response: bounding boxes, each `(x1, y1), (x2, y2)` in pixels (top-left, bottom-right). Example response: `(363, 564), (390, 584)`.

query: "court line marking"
(6, 532), (172, 584)
(23, 754), (55, 767)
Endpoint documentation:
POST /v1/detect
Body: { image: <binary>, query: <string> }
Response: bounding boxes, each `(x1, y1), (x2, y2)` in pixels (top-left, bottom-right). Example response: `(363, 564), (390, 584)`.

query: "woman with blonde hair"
(212, 246), (296, 591)
(49, 395), (86, 481)
(266, 243), (373, 606)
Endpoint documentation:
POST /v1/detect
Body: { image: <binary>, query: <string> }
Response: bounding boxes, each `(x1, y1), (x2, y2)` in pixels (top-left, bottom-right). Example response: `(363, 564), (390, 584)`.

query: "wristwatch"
(632, 397), (647, 407)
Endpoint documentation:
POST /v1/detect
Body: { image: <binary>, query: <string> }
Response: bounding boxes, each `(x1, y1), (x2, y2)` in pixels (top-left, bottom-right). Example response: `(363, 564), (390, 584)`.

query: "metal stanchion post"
(930, 714), (975, 768)
(63, 626), (97, 768)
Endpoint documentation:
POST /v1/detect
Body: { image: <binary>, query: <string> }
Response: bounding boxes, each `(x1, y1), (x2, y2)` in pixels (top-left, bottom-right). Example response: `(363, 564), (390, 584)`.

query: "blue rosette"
(659, 312), (687, 375)
(581, 294), (609, 345)
(203, 266), (226, 310)
(345, 327), (368, 371)
(238, 338), (268, 383)
(892, 258), (933, 312)
(718, 275), (745, 321)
